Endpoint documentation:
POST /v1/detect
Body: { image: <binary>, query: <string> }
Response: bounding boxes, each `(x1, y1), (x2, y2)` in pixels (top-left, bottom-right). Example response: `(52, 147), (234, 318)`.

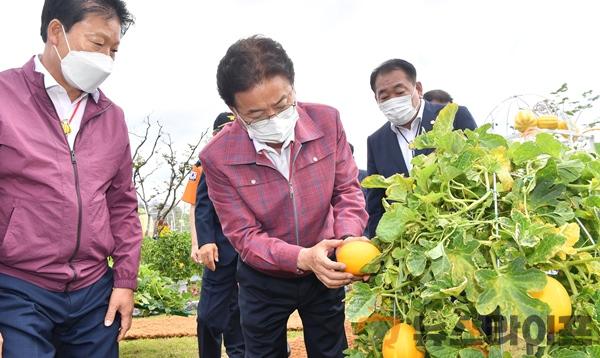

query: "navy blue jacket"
(366, 101), (477, 237)
(195, 172), (237, 266)
(358, 169), (368, 198)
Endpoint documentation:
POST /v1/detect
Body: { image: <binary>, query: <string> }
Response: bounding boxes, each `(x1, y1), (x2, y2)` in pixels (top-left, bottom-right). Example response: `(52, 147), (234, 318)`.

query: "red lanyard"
(68, 99), (84, 125)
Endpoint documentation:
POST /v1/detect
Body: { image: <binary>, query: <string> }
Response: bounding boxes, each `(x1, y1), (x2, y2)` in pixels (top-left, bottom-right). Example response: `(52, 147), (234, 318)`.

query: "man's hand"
(191, 246), (202, 264)
(0, 332), (3, 358)
(297, 239), (354, 288)
(104, 288), (134, 342)
(198, 243), (219, 271)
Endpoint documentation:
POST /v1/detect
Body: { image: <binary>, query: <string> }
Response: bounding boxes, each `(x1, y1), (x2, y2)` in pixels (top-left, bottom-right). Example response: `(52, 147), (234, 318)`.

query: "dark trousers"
(0, 270), (119, 358)
(237, 260), (347, 358)
(197, 259), (244, 358)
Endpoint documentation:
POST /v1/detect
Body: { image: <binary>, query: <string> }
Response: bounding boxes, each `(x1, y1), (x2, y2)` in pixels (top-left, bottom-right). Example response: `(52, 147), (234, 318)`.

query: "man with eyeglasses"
(199, 35), (368, 357)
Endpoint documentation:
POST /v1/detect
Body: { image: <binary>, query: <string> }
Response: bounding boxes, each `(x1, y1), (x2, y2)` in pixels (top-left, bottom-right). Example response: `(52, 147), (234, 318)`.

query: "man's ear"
(416, 81), (424, 97)
(46, 19), (63, 47)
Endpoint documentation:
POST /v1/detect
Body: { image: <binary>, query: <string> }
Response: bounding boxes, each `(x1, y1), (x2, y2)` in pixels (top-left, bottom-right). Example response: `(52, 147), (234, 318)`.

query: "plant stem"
(567, 183), (591, 190)
(396, 294), (407, 322)
(560, 265), (579, 295)
(456, 221), (495, 230)
(450, 180), (479, 198)
(563, 257), (600, 267)
(522, 188), (530, 219)
(381, 282), (411, 293)
(576, 243), (600, 253)
(484, 171), (491, 192)
(523, 163), (533, 219)
(440, 191), (492, 219)
(490, 249), (499, 270)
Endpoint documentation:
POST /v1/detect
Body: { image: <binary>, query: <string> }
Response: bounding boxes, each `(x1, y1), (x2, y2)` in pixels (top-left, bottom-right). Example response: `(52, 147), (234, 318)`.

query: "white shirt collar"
(251, 135), (294, 181)
(33, 54), (100, 103)
(390, 98), (425, 136)
(251, 134), (295, 155)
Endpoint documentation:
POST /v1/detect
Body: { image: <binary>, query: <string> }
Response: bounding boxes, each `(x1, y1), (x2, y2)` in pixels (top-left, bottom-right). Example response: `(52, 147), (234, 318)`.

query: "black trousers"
(0, 270), (119, 358)
(236, 260), (347, 358)
(197, 259), (244, 358)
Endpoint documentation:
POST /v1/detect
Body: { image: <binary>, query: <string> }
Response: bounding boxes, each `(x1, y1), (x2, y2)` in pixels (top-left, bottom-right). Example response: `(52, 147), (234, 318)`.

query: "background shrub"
(141, 232), (202, 282)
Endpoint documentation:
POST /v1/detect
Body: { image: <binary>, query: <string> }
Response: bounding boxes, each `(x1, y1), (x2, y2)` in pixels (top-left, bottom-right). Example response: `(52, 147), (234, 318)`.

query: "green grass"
(120, 331), (304, 357)
(120, 337), (198, 358)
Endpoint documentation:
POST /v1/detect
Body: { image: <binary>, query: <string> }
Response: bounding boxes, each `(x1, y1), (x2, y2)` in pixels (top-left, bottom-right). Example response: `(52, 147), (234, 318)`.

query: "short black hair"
(41, 0), (134, 42)
(349, 143), (354, 154)
(217, 35), (295, 107)
(370, 59), (417, 93)
(424, 89), (453, 104)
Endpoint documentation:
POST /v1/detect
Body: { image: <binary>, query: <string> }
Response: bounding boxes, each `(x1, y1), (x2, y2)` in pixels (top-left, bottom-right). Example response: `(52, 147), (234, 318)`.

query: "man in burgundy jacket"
(0, 1), (141, 357)
(200, 35), (368, 357)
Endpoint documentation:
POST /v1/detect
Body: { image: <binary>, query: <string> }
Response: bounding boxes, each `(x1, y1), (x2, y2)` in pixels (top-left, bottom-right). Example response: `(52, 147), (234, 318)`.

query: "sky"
(1, 0), (599, 168)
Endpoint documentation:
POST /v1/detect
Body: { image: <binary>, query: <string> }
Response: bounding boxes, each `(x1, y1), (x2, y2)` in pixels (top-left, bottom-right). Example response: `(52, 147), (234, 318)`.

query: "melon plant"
(345, 104), (600, 357)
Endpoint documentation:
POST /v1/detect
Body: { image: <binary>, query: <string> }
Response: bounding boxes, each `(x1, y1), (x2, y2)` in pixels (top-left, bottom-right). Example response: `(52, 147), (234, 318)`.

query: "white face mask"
(379, 94), (419, 126)
(54, 25), (113, 93)
(241, 105), (299, 144)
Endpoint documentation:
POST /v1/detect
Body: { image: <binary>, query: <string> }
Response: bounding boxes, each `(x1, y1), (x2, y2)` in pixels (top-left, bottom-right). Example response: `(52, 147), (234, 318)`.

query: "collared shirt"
(33, 55), (100, 149)
(252, 135), (294, 181)
(390, 99), (425, 172)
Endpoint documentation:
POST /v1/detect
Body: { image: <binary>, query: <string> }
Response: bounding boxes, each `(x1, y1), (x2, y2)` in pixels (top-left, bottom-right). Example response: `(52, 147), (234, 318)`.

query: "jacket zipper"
(289, 183), (300, 246)
(257, 144), (303, 246)
(62, 107), (110, 292)
(289, 146), (302, 246)
(46, 97), (111, 292)
(65, 149), (83, 291)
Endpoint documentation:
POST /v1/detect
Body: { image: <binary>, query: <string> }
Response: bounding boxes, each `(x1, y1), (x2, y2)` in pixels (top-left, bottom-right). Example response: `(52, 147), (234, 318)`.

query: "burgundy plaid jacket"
(199, 102), (367, 277)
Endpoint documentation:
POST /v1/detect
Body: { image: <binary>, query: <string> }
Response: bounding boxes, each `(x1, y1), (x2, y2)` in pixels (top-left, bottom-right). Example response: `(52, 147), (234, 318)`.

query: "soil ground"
(126, 311), (356, 357)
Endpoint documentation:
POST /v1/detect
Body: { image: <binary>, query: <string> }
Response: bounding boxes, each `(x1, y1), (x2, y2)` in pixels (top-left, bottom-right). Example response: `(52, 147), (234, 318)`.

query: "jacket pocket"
(294, 149), (336, 194)
(0, 200), (65, 267)
(294, 141), (336, 172)
(84, 196), (115, 260)
(229, 171), (290, 224)
(0, 206), (16, 247)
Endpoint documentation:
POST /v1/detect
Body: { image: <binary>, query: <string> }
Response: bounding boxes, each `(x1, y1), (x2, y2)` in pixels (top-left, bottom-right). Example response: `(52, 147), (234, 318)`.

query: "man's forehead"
(235, 79), (292, 110)
(376, 70), (411, 89)
(75, 14), (122, 38)
(83, 28), (121, 43)
(376, 79), (411, 97)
